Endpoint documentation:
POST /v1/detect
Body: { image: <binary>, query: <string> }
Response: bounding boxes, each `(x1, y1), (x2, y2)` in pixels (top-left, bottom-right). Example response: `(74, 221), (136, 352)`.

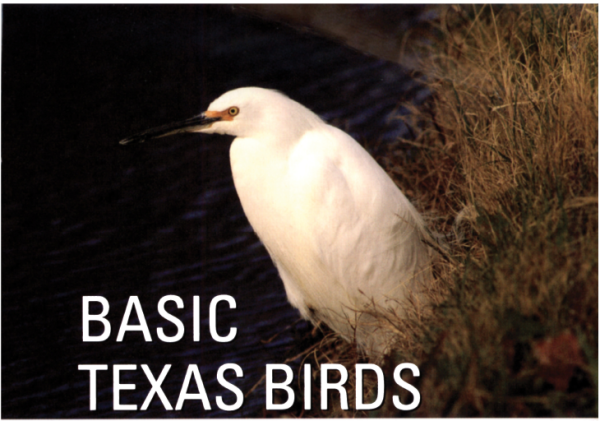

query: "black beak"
(119, 113), (220, 145)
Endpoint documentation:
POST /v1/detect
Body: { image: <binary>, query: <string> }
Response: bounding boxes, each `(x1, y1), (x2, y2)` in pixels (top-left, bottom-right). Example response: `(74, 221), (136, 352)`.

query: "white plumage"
(122, 87), (432, 357)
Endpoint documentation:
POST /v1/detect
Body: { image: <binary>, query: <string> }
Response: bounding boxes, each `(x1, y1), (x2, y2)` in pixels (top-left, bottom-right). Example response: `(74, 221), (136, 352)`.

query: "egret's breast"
(229, 136), (288, 238)
(229, 134), (347, 310)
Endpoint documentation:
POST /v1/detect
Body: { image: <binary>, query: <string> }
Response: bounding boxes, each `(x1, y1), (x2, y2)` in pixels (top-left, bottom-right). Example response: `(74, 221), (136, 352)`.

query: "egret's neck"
(248, 113), (324, 154)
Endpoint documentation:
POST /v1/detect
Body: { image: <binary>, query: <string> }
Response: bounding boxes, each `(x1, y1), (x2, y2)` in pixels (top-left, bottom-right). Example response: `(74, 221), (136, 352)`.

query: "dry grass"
(385, 4), (598, 416)
(276, 5), (597, 417)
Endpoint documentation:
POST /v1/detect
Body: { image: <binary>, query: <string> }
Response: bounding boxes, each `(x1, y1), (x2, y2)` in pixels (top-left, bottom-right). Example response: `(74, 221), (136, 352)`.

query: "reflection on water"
(2, 4), (427, 417)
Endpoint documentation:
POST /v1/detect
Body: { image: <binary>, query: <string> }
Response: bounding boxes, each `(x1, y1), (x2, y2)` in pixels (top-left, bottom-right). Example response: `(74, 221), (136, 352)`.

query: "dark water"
(2, 5), (426, 417)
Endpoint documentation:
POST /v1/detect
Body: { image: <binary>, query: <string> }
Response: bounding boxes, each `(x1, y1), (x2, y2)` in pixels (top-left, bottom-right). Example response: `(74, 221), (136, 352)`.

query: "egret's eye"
(228, 107), (239, 116)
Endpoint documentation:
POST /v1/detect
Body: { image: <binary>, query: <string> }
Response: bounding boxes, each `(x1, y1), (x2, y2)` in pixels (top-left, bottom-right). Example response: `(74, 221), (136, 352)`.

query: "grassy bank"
(271, 5), (598, 417)
(387, 4), (598, 416)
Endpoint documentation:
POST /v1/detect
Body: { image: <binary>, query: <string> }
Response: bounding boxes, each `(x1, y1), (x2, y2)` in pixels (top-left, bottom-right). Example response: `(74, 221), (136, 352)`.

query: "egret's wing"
(288, 127), (429, 311)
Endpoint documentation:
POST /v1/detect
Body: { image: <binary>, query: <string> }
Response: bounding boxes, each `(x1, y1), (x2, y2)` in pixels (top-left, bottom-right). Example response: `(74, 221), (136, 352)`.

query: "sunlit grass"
(385, 4), (598, 416)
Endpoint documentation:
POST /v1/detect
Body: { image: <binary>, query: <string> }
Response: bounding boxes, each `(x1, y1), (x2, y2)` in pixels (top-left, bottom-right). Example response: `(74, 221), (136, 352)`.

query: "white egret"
(120, 87), (432, 357)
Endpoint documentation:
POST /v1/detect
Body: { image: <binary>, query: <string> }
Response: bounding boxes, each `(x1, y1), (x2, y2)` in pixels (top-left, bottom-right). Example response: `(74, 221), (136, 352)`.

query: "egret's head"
(119, 87), (323, 145)
(196, 87), (271, 138)
(200, 87), (323, 140)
